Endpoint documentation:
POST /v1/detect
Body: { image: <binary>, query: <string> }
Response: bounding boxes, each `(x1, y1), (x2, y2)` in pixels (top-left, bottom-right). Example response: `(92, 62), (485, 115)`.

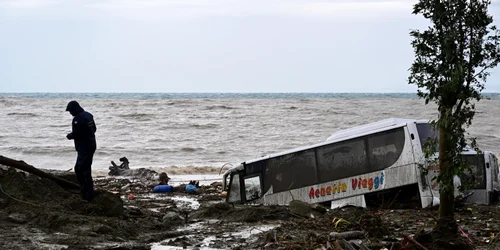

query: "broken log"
(329, 231), (365, 240)
(0, 155), (80, 190)
(400, 233), (428, 250)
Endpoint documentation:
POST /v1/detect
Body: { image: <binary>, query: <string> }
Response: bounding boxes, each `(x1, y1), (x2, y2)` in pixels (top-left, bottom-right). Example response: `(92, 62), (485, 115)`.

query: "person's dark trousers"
(75, 150), (95, 201)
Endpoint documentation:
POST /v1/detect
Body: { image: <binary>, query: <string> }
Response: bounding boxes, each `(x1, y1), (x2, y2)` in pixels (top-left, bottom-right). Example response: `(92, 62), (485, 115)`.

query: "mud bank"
(1, 165), (500, 250)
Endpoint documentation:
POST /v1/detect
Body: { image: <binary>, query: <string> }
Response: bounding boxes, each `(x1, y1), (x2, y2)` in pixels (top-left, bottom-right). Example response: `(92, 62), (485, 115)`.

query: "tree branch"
(472, 63), (497, 79)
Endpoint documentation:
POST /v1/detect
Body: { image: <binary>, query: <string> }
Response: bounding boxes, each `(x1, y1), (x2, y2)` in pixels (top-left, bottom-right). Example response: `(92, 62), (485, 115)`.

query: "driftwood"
(0, 155), (80, 190)
(110, 157), (129, 170)
(329, 231), (365, 240)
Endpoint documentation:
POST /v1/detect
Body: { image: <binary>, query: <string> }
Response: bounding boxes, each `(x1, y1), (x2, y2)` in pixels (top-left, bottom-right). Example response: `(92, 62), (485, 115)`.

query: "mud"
(1, 165), (500, 250)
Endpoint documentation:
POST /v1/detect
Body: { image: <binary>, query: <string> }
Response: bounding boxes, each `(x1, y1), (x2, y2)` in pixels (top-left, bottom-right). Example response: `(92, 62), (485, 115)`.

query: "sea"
(1, 92), (500, 177)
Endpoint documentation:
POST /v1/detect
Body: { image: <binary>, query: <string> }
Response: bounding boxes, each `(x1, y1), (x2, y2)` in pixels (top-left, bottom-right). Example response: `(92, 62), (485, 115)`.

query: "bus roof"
(327, 118), (429, 141)
(238, 118), (430, 167)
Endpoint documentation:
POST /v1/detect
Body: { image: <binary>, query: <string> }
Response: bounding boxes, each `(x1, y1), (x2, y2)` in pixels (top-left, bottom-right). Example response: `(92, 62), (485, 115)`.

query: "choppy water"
(1, 93), (499, 173)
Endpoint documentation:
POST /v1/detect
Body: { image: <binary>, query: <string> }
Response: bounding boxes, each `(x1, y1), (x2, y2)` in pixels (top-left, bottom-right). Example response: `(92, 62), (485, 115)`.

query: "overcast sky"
(1, 0), (500, 93)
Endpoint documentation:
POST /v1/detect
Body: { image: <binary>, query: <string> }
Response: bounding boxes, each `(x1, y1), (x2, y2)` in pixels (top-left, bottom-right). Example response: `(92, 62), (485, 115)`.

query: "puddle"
(171, 196), (200, 210)
(136, 194), (174, 200)
(201, 236), (217, 247)
(152, 222), (278, 250)
(150, 244), (221, 250)
(223, 224), (278, 239)
(35, 243), (69, 250)
(148, 208), (161, 213)
(176, 221), (205, 232)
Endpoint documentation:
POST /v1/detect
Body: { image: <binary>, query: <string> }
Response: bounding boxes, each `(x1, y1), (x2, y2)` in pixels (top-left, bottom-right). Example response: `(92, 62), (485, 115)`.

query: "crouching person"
(153, 172), (174, 193)
(185, 181), (200, 194)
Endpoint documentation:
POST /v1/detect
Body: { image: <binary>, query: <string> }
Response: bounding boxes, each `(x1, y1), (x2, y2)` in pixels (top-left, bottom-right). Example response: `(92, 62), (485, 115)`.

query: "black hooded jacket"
(66, 101), (97, 152)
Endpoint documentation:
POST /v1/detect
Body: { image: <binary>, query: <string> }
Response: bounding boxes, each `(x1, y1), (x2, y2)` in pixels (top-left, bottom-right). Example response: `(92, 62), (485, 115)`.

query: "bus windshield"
(460, 154), (486, 190)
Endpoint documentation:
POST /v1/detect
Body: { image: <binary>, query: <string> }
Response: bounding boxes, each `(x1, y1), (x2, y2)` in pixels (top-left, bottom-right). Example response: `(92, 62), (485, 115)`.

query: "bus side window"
(267, 150), (318, 193)
(367, 128), (405, 170)
(316, 139), (368, 183)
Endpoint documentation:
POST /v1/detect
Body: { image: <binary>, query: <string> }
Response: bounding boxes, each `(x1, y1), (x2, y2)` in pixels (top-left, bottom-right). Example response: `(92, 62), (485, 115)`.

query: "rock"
(94, 225), (114, 234)
(311, 203), (327, 213)
(289, 200), (326, 218)
(162, 211), (184, 226)
(163, 211), (183, 221)
(87, 191), (124, 217)
(7, 213), (28, 224)
(127, 208), (143, 216)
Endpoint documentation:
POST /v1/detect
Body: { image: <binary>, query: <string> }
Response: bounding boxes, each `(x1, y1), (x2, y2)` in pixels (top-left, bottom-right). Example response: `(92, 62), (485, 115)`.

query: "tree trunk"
(0, 155), (80, 190)
(436, 112), (458, 237)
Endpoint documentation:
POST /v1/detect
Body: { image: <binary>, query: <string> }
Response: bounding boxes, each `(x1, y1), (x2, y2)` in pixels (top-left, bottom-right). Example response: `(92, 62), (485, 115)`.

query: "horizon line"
(1, 91), (500, 94)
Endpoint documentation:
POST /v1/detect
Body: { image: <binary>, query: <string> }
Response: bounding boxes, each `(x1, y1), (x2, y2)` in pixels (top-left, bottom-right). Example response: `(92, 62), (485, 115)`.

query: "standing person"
(66, 100), (97, 201)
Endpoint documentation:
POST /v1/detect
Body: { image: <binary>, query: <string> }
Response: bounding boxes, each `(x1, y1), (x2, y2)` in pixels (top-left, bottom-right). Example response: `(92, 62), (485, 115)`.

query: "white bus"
(222, 118), (499, 208)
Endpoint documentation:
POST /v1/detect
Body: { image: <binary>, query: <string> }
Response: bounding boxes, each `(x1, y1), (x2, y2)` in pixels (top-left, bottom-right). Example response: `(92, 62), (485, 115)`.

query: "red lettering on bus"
(309, 188), (315, 199)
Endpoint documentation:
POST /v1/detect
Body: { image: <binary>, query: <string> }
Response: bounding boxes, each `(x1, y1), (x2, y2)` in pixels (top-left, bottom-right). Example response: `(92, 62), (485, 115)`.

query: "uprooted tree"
(408, 0), (500, 239)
